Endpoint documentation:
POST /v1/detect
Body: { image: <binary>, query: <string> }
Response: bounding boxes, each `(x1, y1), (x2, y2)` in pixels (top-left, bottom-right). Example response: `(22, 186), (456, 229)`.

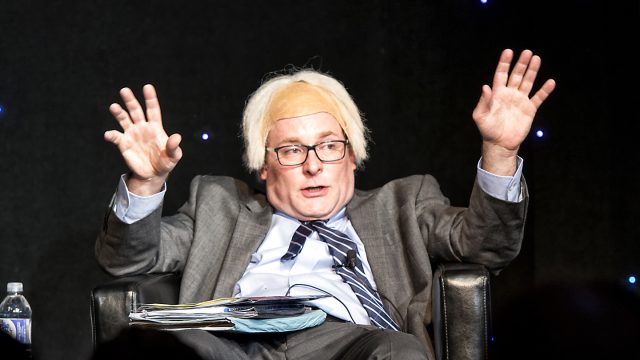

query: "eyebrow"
(277, 131), (339, 146)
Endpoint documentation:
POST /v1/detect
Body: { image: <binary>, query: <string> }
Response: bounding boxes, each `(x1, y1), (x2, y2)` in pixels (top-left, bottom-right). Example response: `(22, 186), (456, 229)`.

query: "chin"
(309, 210), (338, 221)
(294, 208), (332, 221)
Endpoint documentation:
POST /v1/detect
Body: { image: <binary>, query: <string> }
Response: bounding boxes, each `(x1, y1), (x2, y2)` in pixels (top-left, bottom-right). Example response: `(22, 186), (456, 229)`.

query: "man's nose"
(303, 148), (323, 174)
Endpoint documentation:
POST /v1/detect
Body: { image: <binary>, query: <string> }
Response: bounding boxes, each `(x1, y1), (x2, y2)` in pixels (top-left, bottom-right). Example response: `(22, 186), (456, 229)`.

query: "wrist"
(126, 172), (168, 196)
(480, 142), (518, 176)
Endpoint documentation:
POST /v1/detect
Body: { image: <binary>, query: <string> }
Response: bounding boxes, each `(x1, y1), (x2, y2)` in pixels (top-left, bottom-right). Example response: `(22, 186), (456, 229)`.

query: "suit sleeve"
(418, 175), (528, 273)
(95, 176), (204, 276)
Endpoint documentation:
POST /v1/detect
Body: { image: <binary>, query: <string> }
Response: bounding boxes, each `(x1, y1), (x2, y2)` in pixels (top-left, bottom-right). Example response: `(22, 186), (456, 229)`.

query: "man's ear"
(259, 165), (268, 181)
(349, 147), (357, 172)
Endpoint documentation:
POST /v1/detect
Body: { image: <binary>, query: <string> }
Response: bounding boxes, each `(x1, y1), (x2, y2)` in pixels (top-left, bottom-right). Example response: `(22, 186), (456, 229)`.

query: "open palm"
(473, 49), (556, 152)
(104, 85), (182, 180)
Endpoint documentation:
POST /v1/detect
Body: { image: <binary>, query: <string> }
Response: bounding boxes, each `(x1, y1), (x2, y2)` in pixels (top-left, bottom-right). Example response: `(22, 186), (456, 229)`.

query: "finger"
(109, 103), (132, 131)
(519, 55), (541, 95)
(507, 49), (533, 88)
(474, 85), (492, 116)
(492, 49), (514, 88)
(103, 130), (123, 146)
(166, 133), (183, 159)
(143, 84), (163, 124)
(120, 87), (147, 124)
(530, 79), (556, 109)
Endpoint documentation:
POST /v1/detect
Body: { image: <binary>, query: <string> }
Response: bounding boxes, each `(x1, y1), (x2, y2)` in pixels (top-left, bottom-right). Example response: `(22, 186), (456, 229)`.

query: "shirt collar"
(274, 207), (347, 226)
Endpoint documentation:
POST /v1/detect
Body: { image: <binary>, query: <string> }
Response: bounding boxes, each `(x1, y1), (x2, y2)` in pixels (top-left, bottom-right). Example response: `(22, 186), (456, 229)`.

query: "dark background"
(1, 0), (638, 359)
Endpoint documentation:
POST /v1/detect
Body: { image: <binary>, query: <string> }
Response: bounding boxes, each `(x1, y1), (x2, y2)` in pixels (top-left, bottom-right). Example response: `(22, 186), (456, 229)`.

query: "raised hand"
(104, 84), (182, 195)
(473, 49), (556, 175)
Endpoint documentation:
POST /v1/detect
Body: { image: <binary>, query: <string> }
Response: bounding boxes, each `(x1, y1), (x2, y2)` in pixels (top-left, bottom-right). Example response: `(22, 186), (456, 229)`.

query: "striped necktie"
(280, 221), (400, 331)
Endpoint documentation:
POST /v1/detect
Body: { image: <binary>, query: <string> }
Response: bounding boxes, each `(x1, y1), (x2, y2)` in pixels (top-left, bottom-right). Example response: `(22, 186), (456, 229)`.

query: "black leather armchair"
(91, 263), (491, 360)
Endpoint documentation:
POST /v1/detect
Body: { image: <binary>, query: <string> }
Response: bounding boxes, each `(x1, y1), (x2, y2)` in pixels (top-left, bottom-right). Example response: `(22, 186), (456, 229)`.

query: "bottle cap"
(7, 282), (23, 293)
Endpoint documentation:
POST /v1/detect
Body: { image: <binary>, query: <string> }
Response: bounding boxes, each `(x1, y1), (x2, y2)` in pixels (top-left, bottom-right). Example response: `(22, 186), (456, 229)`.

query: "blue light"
(480, 0), (488, 3)
(629, 276), (636, 284)
(0, 105), (4, 113)
(201, 132), (209, 141)
(536, 130), (544, 138)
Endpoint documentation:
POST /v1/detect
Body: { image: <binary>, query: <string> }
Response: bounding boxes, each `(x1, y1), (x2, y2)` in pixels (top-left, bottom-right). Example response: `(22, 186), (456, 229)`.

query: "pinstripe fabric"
(281, 221), (400, 330)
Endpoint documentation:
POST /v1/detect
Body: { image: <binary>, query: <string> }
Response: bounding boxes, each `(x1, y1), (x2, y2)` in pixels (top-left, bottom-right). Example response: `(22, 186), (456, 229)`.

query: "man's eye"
(319, 142), (339, 151)
(282, 147), (303, 155)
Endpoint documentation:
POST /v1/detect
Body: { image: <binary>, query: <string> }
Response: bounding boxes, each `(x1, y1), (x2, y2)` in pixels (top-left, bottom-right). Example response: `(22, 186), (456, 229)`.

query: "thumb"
(104, 130), (122, 145)
(166, 133), (183, 159)
(473, 85), (492, 119)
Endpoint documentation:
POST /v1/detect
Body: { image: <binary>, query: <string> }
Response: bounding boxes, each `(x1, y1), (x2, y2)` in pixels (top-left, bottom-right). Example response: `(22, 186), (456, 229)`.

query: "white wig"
(242, 69), (369, 172)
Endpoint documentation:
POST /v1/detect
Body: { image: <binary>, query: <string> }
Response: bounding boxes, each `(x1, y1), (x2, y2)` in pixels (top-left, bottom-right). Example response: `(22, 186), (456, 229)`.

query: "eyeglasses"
(266, 139), (349, 166)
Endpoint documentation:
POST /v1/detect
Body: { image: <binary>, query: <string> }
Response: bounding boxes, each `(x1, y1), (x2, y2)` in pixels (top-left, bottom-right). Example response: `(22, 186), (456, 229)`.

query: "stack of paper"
(129, 295), (329, 332)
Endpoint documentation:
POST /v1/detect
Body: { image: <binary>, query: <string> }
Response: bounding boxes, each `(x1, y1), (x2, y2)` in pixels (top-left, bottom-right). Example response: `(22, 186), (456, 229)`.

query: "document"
(129, 295), (329, 332)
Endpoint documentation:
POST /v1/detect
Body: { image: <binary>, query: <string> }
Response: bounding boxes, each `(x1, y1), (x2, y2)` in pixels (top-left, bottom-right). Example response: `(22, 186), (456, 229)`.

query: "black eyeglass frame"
(265, 139), (350, 166)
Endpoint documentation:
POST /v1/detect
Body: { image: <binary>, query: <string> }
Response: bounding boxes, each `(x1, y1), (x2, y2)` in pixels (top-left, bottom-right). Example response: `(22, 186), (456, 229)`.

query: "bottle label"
(0, 318), (31, 345)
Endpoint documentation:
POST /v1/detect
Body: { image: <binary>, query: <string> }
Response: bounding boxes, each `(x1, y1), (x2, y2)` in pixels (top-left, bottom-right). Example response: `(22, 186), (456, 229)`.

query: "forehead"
(267, 112), (343, 144)
(266, 82), (342, 125)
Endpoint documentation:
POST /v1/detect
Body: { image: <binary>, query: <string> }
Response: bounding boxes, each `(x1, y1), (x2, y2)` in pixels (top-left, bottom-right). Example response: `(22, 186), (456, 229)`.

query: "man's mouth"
(302, 186), (328, 197)
(304, 186), (325, 192)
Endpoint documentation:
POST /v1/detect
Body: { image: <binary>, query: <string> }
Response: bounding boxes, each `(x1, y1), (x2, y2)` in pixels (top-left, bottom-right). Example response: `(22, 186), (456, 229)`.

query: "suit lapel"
(347, 190), (397, 313)
(212, 200), (273, 299)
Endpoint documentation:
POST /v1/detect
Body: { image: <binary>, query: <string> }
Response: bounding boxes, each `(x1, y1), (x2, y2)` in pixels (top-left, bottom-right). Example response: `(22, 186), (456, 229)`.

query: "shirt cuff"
(476, 157), (524, 203)
(112, 174), (166, 224)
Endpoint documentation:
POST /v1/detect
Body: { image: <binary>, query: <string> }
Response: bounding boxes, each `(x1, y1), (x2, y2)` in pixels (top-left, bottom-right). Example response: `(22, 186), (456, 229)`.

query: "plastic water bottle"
(0, 282), (32, 351)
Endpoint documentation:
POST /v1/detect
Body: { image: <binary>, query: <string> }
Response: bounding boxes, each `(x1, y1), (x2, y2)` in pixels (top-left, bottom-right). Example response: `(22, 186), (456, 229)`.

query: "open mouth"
(302, 186), (328, 196)
(304, 186), (326, 192)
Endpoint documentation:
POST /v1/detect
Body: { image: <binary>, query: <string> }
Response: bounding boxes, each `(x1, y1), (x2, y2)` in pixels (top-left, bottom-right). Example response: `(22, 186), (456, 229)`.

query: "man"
(97, 49), (555, 359)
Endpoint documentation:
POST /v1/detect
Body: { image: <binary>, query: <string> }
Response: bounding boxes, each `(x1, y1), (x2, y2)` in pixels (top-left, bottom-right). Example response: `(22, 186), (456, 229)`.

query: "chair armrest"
(90, 273), (181, 347)
(432, 263), (491, 360)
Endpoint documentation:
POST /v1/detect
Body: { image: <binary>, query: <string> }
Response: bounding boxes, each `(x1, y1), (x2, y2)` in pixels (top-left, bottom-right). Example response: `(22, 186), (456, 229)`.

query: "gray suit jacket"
(96, 174), (526, 351)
